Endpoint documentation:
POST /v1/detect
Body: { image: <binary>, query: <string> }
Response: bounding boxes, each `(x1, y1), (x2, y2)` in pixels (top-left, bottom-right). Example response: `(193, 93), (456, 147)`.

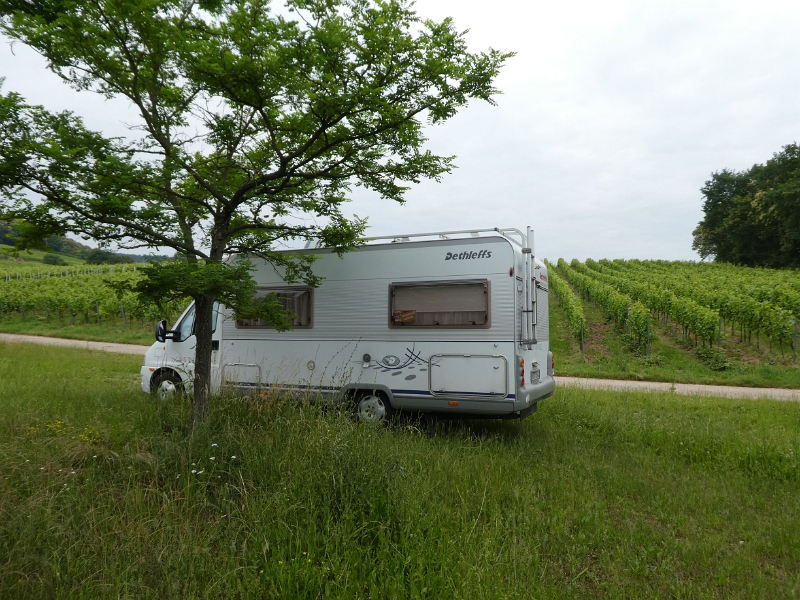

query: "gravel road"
(0, 333), (151, 355)
(2, 333), (798, 401)
(557, 376), (800, 401)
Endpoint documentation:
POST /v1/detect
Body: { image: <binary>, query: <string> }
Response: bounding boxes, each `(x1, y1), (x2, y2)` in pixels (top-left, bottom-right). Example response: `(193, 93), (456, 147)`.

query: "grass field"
(1, 343), (799, 598)
(549, 286), (800, 389)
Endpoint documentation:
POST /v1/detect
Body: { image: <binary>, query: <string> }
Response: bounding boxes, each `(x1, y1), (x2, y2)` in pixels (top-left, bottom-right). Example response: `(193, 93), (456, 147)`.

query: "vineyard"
(546, 258), (800, 365)
(0, 264), (189, 328)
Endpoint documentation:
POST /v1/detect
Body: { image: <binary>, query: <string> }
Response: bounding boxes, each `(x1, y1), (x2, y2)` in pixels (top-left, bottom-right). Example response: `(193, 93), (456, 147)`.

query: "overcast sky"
(2, 0), (800, 261)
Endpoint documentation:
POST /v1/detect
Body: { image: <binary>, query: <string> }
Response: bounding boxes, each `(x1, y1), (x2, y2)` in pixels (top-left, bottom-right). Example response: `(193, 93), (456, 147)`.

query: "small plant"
(697, 347), (733, 371)
(619, 332), (649, 355)
(637, 353), (665, 367)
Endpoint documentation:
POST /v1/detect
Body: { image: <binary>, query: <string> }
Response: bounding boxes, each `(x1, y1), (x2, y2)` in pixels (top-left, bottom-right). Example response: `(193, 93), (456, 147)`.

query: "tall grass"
(1, 343), (799, 598)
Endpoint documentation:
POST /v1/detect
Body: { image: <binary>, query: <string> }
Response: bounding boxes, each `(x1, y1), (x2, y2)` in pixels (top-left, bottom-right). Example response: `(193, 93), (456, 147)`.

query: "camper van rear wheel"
(354, 392), (394, 425)
(152, 372), (182, 401)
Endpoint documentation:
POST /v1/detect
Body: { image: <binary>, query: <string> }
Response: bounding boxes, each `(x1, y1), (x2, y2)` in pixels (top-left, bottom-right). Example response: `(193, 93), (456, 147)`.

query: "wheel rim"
(356, 395), (386, 424)
(157, 379), (177, 400)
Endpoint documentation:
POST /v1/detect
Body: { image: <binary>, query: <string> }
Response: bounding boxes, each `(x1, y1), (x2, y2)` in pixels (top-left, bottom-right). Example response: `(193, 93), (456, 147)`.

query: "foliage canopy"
(0, 0), (512, 422)
(693, 144), (800, 268)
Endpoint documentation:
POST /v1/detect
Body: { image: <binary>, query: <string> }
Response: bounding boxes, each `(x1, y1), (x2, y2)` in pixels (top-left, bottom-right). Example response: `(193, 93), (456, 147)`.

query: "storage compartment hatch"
(428, 354), (508, 398)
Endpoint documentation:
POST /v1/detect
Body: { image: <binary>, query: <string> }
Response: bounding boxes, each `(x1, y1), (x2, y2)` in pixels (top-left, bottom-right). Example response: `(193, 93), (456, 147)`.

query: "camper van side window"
(235, 288), (313, 329)
(389, 280), (490, 328)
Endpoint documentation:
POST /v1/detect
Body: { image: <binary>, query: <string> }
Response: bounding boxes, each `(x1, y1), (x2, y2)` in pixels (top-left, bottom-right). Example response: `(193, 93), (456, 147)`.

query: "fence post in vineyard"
(794, 318), (798, 364)
(120, 302), (127, 330)
(646, 314), (651, 355)
(95, 300), (100, 325)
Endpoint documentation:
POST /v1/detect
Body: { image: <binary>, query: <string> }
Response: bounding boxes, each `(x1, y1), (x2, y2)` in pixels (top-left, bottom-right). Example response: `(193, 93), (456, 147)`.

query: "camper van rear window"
(389, 280), (490, 328)
(235, 288), (313, 329)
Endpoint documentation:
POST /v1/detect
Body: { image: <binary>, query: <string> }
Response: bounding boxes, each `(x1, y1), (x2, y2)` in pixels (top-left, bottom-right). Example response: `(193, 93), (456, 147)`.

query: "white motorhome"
(140, 227), (555, 422)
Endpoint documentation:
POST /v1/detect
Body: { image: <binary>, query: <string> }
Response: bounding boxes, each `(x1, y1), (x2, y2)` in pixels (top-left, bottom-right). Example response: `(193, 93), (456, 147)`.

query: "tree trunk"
(191, 293), (216, 428)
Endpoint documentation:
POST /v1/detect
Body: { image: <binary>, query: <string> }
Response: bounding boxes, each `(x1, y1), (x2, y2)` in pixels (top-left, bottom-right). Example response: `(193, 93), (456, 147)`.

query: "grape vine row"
(544, 260), (586, 347)
(556, 259), (650, 347)
(587, 259), (794, 345)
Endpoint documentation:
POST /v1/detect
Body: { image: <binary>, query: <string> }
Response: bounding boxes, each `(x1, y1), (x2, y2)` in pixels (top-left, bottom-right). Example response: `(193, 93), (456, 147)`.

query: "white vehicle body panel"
(141, 228), (555, 419)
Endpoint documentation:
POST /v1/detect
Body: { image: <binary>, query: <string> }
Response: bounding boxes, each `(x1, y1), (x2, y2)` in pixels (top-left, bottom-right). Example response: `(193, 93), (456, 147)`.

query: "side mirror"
(155, 319), (168, 343)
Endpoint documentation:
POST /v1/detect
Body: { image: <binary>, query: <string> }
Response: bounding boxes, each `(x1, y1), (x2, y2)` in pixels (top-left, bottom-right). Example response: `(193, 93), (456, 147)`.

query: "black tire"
(353, 391), (395, 424)
(151, 371), (183, 400)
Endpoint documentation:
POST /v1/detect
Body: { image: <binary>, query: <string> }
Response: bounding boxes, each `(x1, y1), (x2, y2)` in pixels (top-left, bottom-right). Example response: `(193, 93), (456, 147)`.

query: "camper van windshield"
(175, 305), (195, 342)
(173, 302), (219, 342)
(390, 280), (489, 327)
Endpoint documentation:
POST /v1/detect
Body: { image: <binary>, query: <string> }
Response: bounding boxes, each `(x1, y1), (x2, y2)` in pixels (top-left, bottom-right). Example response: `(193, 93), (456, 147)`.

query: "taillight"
(519, 357), (525, 387)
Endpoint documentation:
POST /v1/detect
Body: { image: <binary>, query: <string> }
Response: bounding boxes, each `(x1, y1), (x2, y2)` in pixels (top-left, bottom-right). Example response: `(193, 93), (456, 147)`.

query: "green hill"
(0, 244), (86, 267)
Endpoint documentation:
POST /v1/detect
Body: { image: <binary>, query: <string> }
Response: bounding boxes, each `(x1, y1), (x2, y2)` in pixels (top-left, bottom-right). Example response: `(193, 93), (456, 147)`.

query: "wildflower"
(278, 561), (283, 565)
(93, 455), (97, 459)
(210, 457), (215, 461)
(39, 467), (44, 470)
(191, 469), (197, 474)
(197, 470), (204, 475)
(25, 459), (29, 462)
(212, 443), (218, 447)
(231, 455), (237, 460)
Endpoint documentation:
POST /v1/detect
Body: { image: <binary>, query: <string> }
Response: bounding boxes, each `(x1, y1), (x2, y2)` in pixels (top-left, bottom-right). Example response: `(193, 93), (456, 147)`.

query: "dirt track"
(2, 333), (798, 401)
(557, 376), (800, 401)
(0, 333), (151, 355)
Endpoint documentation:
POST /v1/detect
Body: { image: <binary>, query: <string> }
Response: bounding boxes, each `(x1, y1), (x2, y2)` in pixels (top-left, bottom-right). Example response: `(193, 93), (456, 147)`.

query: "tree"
(41, 252), (66, 265)
(693, 144), (800, 268)
(0, 0), (512, 425)
(85, 248), (135, 264)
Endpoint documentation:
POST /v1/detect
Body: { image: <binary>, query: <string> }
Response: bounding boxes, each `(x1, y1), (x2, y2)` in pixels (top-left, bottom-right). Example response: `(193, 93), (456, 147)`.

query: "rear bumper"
(516, 375), (555, 408)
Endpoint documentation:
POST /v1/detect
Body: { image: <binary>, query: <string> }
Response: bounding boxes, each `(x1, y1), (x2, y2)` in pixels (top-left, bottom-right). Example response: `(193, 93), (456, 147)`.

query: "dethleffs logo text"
(445, 249), (492, 260)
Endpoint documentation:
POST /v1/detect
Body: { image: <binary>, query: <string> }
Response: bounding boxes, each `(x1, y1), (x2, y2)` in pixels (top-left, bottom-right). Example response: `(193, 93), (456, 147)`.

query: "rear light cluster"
(519, 357), (525, 387)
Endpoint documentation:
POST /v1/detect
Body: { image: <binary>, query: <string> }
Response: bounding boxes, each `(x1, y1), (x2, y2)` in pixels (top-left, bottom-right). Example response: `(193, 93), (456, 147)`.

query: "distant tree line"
(693, 144), (800, 268)
(1, 221), (161, 264)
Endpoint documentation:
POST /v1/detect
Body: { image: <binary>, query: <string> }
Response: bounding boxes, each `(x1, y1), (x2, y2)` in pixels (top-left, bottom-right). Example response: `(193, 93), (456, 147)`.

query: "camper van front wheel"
(354, 392), (394, 425)
(152, 372), (182, 400)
